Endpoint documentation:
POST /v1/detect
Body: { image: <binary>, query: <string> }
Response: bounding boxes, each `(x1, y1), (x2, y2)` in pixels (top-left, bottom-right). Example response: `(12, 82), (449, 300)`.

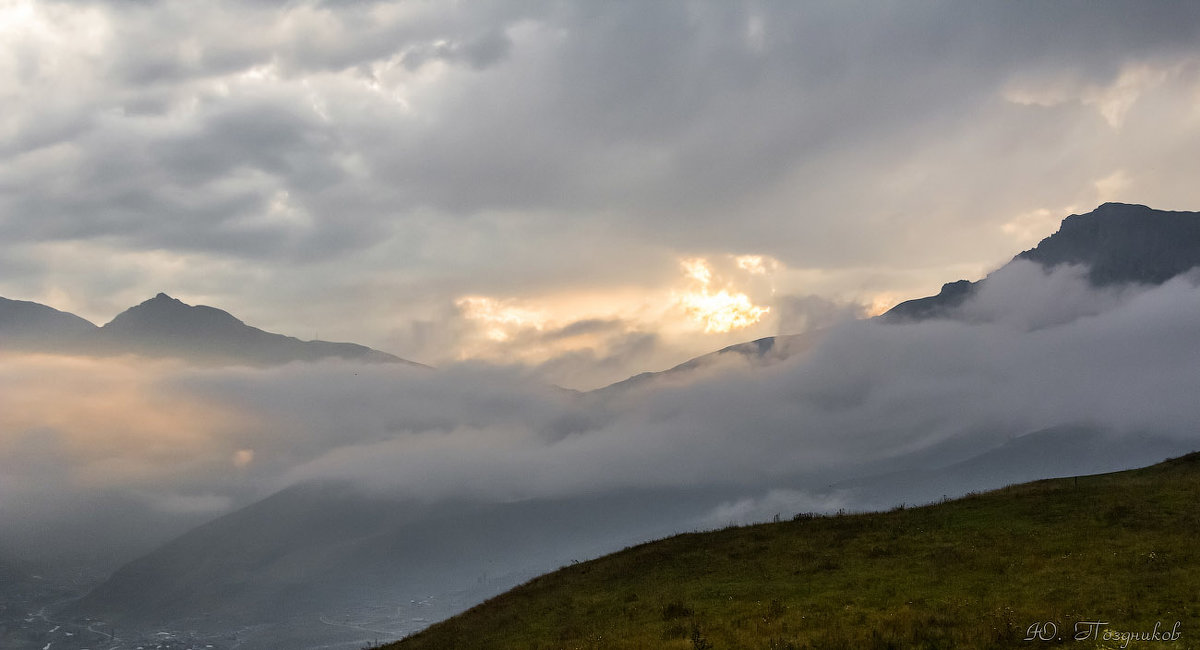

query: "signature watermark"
(1024, 620), (1181, 648)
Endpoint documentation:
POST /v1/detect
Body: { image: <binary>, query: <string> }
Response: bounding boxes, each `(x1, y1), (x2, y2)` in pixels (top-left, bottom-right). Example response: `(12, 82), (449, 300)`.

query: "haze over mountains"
(5, 203), (1200, 649)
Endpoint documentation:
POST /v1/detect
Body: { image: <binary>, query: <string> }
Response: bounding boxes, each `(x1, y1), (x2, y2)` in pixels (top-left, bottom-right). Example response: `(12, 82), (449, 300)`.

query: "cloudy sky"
(5, 0), (1200, 388)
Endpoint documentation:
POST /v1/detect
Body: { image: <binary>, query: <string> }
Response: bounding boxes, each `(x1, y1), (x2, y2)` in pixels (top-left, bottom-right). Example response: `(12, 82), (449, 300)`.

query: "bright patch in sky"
(734, 254), (775, 276)
(1001, 61), (1176, 129)
(455, 295), (548, 342)
(864, 293), (902, 318)
(446, 253), (779, 384)
(232, 449), (255, 469)
(675, 258), (770, 333)
(679, 289), (771, 333)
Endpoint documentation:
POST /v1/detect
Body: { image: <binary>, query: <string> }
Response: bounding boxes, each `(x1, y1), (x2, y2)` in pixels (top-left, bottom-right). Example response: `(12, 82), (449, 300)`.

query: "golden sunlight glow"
(681, 257), (714, 285)
(0, 354), (261, 488)
(456, 295), (549, 342)
(447, 254), (781, 384)
(232, 448), (255, 469)
(448, 289), (653, 376)
(679, 289), (770, 332)
(734, 254), (778, 276)
(675, 257), (770, 333)
(865, 293), (901, 317)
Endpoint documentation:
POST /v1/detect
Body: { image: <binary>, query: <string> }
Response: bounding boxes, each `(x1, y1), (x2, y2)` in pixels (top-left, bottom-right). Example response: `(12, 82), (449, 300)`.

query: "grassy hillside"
(379, 453), (1200, 649)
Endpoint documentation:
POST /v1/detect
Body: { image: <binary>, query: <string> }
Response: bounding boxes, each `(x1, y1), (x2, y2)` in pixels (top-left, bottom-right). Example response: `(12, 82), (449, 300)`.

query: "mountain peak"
(92, 294), (415, 366)
(1095, 201), (1149, 210)
(0, 296), (98, 350)
(105, 294), (246, 332)
(882, 203), (1200, 322)
(139, 292), (193, 309)
(1020, 203), (1200, 285)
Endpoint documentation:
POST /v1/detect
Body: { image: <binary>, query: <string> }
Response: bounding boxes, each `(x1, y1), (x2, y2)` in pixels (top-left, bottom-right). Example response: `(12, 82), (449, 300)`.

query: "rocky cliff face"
(1015, 203), (1200, 286)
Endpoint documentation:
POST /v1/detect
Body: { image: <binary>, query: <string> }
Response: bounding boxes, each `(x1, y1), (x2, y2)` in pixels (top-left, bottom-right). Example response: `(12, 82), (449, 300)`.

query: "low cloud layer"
(4, 264), (1200, 564)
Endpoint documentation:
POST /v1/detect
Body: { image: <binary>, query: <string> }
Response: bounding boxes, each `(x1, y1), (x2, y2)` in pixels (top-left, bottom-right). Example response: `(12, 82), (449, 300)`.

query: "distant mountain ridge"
(0, 292), (419, 367)
(8, 203), (1197, 377)
(882, 203), (1200, 322)
(0, 296), (98, 351)
(589, 331), (822, 397)
(594, 202), (1200, 391)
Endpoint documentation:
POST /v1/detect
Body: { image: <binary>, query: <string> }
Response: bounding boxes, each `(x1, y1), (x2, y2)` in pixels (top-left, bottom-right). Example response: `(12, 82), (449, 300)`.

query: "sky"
(5, 0), (1200, 390)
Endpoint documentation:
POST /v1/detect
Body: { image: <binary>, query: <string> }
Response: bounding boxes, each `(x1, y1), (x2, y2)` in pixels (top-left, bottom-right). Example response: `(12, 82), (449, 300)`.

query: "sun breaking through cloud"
(676, 257), (771, 333)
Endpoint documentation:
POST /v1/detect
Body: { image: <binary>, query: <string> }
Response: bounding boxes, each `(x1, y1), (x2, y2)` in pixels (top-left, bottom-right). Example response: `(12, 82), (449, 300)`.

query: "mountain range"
(7, 202), (1200, 650)
(596, 202), (1200, 389)
(3, 203), (1192, 379)
(0, 292), (419, 366)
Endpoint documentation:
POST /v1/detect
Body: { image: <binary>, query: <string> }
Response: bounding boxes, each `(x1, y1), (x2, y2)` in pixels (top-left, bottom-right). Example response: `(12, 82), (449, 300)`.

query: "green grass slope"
(379, 453), (1200, 649)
